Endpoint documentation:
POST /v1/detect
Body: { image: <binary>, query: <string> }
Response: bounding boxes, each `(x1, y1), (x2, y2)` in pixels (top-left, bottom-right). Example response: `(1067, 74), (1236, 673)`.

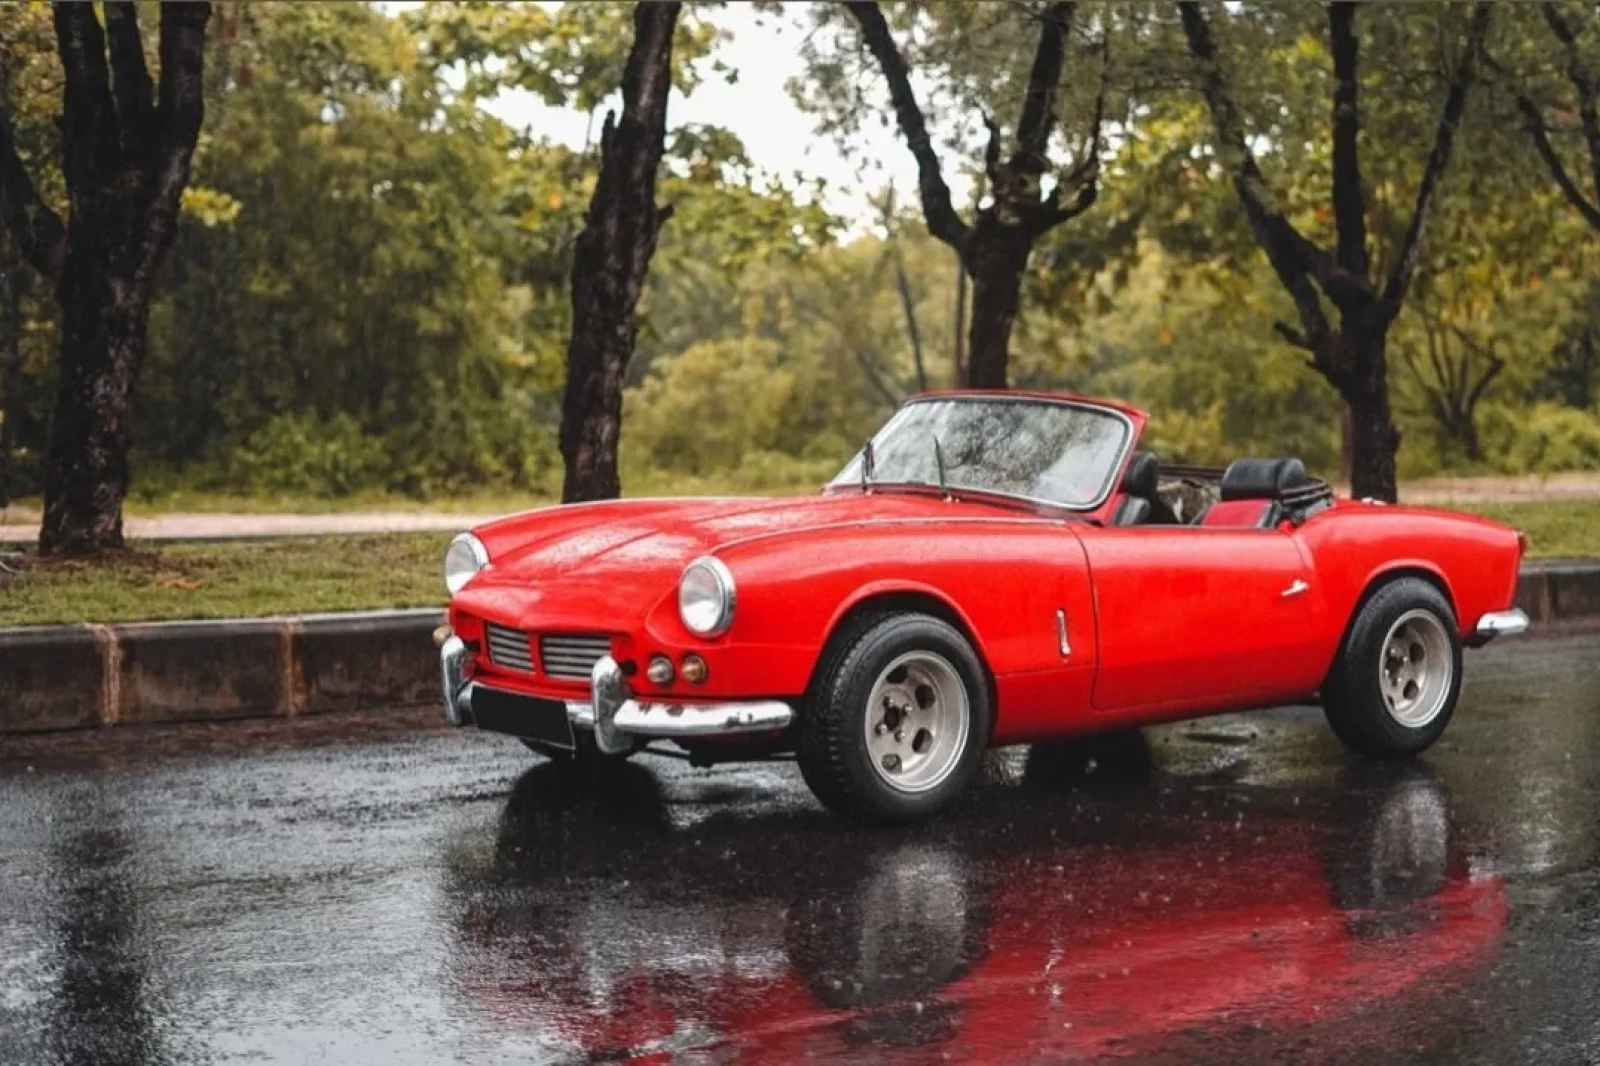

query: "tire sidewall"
(1331, 578), (1463, 757)
(806, 614), (992, 822)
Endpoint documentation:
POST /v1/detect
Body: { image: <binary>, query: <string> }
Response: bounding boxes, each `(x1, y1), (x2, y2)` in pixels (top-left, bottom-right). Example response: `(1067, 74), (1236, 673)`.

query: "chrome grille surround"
(484, 622), (534, 673)
(539, 633), (612, 681)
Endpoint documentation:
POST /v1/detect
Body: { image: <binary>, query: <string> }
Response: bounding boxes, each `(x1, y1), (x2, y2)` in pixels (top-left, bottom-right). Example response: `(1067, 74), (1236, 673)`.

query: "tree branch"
(1541, 1), (1600, 216)
(1273, 321), (1313, 350)
(0, 111), (66, 282)
(1380, 1), (1493, 310)
(1011, 1), (1074, 178)
(981, 110), (1003, 192)
(1516, 93), (1600, 229)
(53, 3), (122, 193)
(1328, 2), (1369, 279)
(1030, 30), (1109, 236)
(1466, 352), (1507, 410)
(845, 1), (972, 253)
(103, 1), (154, 160)
(1178, 1), (1337, 356)
(140, 2), (211, 278)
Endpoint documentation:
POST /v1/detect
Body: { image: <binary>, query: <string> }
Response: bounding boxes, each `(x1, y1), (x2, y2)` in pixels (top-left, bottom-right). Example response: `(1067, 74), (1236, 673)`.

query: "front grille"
(484, 622), (534, 673)
(539, 633), (611, 681)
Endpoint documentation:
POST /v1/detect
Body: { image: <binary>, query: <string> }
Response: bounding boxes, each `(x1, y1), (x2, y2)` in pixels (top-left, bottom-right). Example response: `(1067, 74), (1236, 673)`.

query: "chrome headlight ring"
(678, 556), (736, 637)
(444, 532), (490, 595)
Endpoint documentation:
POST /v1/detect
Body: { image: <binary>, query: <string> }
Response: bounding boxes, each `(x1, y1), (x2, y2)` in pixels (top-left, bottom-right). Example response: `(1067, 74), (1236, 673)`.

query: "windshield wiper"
(933, 434), (950, 499)
(860, 438), (875, 494)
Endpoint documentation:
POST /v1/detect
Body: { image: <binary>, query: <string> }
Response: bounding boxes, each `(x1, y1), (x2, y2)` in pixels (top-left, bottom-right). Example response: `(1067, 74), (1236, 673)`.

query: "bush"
(228, 413), (392, 497)
(1480, 403), (1600, 474)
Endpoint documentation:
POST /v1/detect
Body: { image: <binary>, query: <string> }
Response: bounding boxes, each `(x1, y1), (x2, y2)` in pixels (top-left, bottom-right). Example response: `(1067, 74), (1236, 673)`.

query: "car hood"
(453, 492), (1029, 627)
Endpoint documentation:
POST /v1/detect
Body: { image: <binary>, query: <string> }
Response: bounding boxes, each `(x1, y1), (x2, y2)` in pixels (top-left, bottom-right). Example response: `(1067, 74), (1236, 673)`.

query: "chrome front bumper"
(439, 641), (793, 746)
(1474, 608), (1530, 641)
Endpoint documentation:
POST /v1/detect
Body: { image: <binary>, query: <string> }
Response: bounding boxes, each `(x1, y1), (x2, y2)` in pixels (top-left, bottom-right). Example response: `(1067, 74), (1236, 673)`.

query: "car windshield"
(830, 397), (1133, 509)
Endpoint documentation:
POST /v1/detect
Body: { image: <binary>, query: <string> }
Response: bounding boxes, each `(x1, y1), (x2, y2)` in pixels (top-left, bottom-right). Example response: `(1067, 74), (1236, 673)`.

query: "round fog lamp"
(646, 655), (675, 685)
(681, 654), (708, 684)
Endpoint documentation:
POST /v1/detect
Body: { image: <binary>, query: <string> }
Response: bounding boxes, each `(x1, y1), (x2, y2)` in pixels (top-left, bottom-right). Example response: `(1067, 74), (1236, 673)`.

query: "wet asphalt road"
(2, 634), (1598, 1065)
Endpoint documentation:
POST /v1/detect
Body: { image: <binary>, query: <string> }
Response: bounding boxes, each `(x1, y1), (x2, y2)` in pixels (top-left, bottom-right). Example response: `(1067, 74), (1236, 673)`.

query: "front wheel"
(1323, 578), (1463, 759)
(799, 613), (991, 823)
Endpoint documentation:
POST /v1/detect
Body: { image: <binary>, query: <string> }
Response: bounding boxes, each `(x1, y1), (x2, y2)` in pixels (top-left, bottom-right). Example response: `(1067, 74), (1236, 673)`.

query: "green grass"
(1450, 500), (1600, 561)
(0, 533), (450, 627)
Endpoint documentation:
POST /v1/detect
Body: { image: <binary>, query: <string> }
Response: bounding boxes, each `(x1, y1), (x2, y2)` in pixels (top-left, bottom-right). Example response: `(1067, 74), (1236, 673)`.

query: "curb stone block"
(295, 610), (443, 715)
(1551, 567), (1600, 623)
(0, 626), (104, 732)
(115, 619), (287, 725)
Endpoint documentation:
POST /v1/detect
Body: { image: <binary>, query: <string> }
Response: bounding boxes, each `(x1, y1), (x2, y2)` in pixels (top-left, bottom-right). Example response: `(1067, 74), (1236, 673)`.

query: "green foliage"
(6, 0), (1600, 512)
(1480, 403), (1600, 475)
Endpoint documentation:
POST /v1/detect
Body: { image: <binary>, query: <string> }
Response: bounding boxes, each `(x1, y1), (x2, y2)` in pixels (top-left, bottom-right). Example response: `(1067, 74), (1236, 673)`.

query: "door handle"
(1281, 579), (1310, 599)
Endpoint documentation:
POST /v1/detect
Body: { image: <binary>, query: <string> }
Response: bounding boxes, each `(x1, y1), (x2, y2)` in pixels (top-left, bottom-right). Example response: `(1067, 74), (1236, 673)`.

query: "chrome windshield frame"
(830, 394), (1138, 513)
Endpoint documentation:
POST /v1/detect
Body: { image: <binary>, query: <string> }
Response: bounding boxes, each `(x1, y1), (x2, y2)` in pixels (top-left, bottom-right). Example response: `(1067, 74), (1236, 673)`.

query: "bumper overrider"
(440, 635), (794, 751)
(1472, 608), (1531, 645)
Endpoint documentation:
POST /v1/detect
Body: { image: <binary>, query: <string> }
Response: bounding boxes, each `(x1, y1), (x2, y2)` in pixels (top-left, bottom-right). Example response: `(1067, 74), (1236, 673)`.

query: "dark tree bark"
(559, 1), (679, 503)
(1178, 0), (1492, 502)
(846, 1), (1107, 389)
(0, 261), (21, 508)
(1508, 3), (1600, 231)
(0, 2), (210, 554)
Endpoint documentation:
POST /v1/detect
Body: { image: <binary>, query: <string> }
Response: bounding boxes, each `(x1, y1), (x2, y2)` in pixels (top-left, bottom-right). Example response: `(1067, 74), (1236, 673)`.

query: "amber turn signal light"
(681, 654), (708, 684)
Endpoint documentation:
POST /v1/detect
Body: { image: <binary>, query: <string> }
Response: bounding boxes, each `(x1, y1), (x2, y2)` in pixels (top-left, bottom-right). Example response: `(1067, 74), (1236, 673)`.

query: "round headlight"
(678, 556), (735, 637)
(444, 532), (489, 595)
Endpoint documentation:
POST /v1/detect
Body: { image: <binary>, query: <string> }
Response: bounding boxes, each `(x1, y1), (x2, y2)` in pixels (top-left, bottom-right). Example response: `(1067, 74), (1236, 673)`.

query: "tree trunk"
(1340, 331), (1400, 502)
(558, 1), (679, 504)
(0, 262), (19, 508)
(38, 252), (148, 552)
(963, 230), (1029, 389)
(0, 3), (211, 554)
(952, 256), (967, 387)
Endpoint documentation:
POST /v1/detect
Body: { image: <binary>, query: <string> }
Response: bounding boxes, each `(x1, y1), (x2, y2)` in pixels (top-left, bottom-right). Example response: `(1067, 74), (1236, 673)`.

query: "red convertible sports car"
(438, 390), (1529, 821)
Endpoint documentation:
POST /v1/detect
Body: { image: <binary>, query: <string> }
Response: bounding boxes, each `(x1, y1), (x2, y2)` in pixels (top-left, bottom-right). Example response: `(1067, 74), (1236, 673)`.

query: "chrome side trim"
(439, 635), (473, 727)
(1475, 608), (1530, 639)
(1056, 608), (1071, 658)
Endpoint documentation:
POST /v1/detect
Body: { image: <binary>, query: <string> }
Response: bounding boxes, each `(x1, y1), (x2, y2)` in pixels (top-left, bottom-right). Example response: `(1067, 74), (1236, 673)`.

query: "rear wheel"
(1323, 578), (1462, 759)
(799, 613), (991, 823)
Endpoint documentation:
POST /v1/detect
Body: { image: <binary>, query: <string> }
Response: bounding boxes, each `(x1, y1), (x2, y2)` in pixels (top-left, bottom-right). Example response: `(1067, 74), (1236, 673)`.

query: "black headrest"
(1120, 450), (1160, 500)
(1220, 457), (1309, 501)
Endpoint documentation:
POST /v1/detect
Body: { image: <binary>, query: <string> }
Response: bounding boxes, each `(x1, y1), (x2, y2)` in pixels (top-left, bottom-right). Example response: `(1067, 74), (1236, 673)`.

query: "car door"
(1078, 525), (1328, 714)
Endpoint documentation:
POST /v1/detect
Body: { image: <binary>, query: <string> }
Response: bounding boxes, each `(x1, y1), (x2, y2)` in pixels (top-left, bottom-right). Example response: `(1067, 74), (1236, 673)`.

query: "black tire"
(798, 612), (992, 823)
(1323, 578), (1462, 759)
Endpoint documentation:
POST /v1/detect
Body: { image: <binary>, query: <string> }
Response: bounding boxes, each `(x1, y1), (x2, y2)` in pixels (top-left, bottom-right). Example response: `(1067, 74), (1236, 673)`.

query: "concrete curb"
(1, 608), (443, 734)
(3, 562), (1599, 735)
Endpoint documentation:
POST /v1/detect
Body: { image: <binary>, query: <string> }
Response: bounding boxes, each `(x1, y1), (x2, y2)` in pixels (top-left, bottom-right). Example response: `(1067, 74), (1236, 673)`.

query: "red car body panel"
(447, 392), (1524, 743)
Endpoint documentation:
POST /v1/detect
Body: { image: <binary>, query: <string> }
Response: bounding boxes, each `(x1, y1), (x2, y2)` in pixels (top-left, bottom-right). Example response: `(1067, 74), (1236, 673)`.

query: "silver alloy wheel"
(1379, 608), (1453, 728)
(863, 650), (971, 794)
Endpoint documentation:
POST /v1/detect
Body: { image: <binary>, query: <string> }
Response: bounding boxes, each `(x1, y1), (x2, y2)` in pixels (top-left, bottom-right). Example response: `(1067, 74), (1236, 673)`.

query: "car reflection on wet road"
(2, 634), (1598, 1064)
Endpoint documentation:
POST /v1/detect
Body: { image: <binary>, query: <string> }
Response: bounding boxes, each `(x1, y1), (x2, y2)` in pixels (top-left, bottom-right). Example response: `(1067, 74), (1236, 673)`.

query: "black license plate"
(471, 686), (575, 749)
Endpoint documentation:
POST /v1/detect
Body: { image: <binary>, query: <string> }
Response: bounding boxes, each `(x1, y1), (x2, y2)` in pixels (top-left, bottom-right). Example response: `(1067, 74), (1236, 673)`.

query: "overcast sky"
(477, 3), (976, 231)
